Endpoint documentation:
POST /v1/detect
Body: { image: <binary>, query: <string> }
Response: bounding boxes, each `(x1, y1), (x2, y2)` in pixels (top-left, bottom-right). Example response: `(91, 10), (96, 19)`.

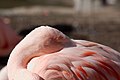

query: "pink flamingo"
(1, 26), (120, 80)
(0, 18), (21, 57)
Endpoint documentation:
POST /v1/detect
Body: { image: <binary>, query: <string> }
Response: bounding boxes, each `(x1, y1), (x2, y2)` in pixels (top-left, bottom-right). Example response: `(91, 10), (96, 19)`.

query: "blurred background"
(0, 0), (120, 68)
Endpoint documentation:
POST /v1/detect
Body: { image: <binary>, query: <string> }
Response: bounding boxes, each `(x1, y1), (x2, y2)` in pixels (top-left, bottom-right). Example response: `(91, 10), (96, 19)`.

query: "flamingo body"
(0, 26), (119, 80)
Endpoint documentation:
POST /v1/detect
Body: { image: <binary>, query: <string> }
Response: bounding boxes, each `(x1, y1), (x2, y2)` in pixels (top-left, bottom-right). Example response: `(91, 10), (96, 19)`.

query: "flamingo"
(0, 26), (120, 80)
(0, 18), (21, 57)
